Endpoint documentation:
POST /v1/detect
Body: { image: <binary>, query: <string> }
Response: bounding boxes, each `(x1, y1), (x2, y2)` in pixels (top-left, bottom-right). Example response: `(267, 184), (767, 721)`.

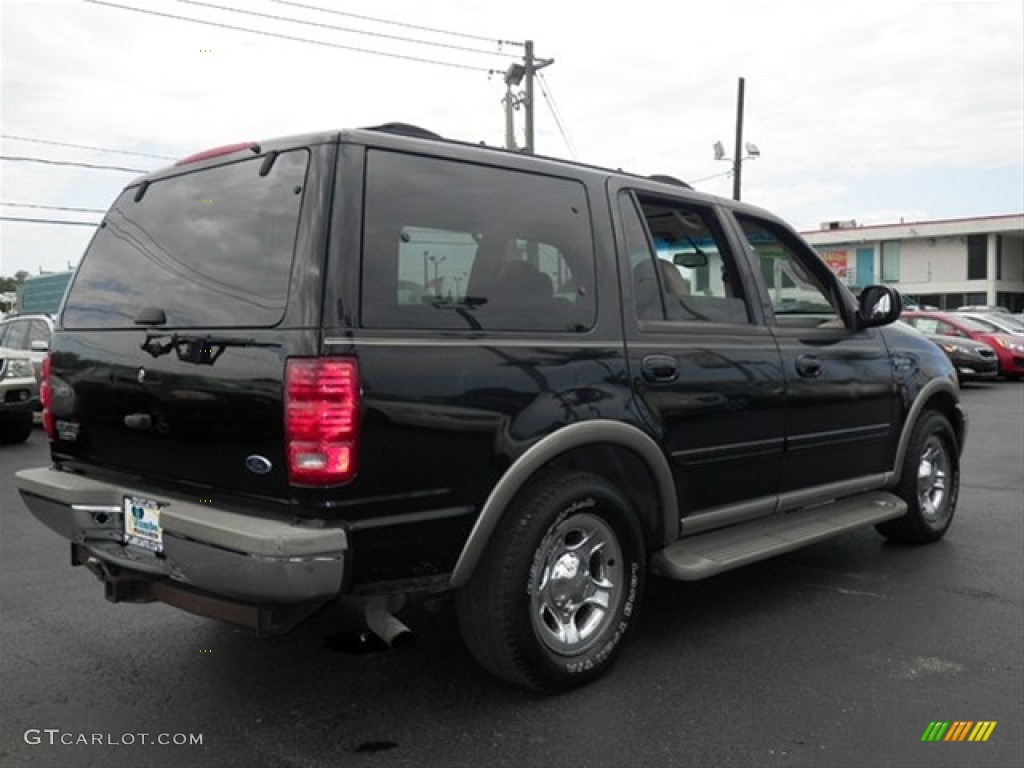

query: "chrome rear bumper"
(16, 467), (347, 605)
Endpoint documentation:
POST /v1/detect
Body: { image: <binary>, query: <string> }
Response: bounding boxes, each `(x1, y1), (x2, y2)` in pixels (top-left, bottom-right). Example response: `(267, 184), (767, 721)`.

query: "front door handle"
(642, 355), (679, 383)
(795, 354), (822, 378)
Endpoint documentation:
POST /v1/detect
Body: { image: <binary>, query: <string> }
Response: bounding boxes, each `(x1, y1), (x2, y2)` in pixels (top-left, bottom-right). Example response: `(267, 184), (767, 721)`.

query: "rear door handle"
(795, 354), (822, 378)
(124, 413), (153, 430)
(642, 355), (679, 383)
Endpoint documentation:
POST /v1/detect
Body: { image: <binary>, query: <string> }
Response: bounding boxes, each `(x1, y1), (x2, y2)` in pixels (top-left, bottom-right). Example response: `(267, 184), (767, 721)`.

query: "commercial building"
(802, 213), (1024, 311)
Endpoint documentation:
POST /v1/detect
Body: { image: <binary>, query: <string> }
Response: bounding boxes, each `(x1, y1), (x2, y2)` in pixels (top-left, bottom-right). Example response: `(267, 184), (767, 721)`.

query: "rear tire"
(0, 415), (33, 444)
(456, 471), (646, 693)
(876, 411), (959, 543)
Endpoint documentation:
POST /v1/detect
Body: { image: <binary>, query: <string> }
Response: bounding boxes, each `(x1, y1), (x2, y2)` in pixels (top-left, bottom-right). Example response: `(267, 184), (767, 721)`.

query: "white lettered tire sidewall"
(456, 471), (646, 692)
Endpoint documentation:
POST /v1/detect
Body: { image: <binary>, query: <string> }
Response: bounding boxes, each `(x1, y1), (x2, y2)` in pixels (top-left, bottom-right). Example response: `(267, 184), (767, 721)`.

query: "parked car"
(956, 305), (1012, 314)
(0, 346), (37, 443)
(956, 311), (1024, 337)
(0, 314), (54, 387)
(895, 320), (998, 383)
(16, 124), (965, 692)
(903, 310), (1024, 380)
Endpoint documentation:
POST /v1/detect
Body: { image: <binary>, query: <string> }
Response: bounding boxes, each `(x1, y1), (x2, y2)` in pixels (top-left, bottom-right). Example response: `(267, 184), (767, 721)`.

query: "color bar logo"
(921, 721), (997, 742)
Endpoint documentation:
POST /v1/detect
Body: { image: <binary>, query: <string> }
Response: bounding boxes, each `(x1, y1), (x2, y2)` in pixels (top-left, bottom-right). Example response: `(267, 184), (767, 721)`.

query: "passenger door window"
(620, 192), (751, 325)
(735, 214), (844, 327)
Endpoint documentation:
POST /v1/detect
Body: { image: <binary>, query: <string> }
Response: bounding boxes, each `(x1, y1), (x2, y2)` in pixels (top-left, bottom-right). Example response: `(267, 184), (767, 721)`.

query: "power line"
(271, 0), (523, 47)
(1, 134), (176, 161)
(1, 155), (150, 173)
(174, 0), (516, 59)
(2, 202), (108, 214)
(82, 0), (497, 73)
(536, 72), (578, 160)
(0, 216), (100, 227)
(687, 169), (734, 185)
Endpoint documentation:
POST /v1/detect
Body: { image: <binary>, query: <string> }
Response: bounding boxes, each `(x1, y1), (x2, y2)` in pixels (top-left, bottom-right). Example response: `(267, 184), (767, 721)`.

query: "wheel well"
(542, 443), (664, 550)
(921, 390), (965, 452)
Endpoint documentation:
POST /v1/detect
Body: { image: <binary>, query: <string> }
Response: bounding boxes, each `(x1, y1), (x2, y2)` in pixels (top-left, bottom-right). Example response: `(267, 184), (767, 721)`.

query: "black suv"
(17, 125), (965, 692)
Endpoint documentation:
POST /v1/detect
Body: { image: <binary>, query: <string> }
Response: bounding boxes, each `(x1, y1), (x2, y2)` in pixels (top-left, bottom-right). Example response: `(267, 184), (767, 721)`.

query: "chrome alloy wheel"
(917, 435), (952, 523)
(530, 513), (623, 656)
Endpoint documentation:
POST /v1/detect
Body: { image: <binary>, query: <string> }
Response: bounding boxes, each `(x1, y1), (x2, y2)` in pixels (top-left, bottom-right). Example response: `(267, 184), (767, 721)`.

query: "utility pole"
(524, 41), (537, 154)
(712, 78), (760, 198)
(503, 65), (525, 151)
(732, 76), (745, 201)
(503, 40), (553, 154)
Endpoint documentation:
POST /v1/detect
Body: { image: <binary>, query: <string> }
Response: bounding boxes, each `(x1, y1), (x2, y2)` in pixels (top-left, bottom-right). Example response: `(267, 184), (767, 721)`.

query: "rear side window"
(361, 150), (596, 332)
(63, 150), (309, 329)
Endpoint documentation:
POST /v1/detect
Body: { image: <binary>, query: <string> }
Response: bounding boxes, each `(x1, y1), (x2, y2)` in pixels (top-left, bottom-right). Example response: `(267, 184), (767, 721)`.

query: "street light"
(504, 63), (526, 86)
(713, 141), (761, 191)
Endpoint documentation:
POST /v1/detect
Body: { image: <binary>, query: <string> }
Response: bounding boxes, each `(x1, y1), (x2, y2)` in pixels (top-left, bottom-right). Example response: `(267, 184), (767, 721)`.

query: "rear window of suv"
(63, 150), (309, 329)
(361, 150), (596, 332)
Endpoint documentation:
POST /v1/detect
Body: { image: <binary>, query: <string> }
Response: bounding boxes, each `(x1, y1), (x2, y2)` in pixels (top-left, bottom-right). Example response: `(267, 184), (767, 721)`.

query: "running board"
(652, 491), (907, 582)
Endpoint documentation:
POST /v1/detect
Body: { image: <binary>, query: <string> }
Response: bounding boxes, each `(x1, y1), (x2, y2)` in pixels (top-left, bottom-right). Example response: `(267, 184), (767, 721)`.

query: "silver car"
(0, 347), (37, 443)
(0, 314), (53, 386)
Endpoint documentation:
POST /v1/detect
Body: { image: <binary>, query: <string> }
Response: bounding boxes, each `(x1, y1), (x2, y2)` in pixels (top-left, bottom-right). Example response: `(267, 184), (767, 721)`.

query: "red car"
(903, 310), (1024, 380)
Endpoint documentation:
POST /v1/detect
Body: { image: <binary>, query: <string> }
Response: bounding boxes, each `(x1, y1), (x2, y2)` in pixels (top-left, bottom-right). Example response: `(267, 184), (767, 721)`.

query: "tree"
(0, 272), (31, 292)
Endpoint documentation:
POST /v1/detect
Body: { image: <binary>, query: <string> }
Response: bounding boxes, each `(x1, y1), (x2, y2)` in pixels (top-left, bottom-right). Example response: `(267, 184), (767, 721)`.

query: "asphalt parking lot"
(1, 381), (1021, 768)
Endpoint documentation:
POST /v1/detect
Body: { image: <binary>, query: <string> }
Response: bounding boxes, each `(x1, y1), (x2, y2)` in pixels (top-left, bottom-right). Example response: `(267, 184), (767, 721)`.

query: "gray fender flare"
(890, 377), (966, 485)
(449, 420), (677, 588)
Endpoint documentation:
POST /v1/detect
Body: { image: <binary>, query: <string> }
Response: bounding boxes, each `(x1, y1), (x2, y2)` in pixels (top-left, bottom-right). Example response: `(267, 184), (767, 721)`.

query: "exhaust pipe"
(364, 595), (414, 649)
(85, 556), (116, 582)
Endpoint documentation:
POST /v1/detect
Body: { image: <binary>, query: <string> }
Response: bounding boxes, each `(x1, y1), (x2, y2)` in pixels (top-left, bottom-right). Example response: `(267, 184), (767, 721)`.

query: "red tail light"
(285, 358), (360, 485)
(40, 354), (55, 440)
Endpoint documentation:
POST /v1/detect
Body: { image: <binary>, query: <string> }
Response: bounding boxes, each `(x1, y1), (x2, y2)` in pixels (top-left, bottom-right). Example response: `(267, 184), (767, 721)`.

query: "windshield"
(956, 315), (1003, 332)
(975, 314), (1024, 331)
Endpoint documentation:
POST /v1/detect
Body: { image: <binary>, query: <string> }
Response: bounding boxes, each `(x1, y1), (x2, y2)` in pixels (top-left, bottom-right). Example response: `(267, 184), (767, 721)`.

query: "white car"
(956, 311), (1024, 337)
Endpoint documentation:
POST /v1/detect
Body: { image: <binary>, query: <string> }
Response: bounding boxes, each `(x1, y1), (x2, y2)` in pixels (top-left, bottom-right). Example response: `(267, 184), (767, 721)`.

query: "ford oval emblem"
(245, 455), (273, 475)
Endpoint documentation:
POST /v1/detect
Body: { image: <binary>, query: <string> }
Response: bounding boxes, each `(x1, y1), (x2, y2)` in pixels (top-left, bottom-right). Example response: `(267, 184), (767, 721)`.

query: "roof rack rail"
(647, 174), (693, 190)
(364, 122), (442, 140)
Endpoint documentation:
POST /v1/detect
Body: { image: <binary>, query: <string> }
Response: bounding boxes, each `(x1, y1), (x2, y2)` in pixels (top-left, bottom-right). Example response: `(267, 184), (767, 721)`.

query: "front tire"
(456, 471), (646, 692)
(877, 411), (959, 543)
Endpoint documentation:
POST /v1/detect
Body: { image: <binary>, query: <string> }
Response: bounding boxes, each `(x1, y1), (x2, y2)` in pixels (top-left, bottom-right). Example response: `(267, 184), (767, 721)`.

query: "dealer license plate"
(124, 496), (163, 553)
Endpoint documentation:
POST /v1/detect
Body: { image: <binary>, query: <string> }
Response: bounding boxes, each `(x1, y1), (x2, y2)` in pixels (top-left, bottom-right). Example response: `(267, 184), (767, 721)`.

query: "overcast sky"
(2, 0), (1022, 277)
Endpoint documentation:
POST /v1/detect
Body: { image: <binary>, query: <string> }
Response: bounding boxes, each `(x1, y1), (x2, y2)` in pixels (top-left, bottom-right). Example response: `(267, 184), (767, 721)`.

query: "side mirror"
(858, 285), (902, 328)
